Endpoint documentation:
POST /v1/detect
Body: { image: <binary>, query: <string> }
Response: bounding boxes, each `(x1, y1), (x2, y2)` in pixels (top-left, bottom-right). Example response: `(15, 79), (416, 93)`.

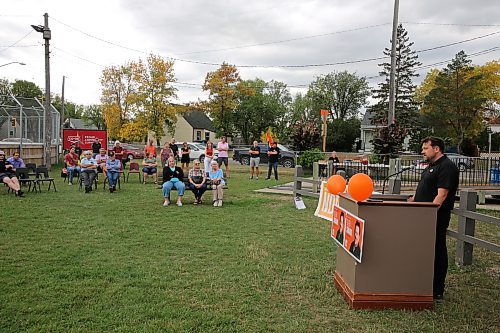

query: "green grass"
(1, 164), (499, 333)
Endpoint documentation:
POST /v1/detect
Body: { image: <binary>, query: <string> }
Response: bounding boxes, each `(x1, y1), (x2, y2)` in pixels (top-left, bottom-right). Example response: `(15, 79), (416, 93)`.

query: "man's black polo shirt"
(414, 155), (459, 211)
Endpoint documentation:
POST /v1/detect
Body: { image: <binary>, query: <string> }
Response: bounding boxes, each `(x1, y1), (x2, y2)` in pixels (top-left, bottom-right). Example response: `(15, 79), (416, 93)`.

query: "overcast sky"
(1, 0), (499, 107)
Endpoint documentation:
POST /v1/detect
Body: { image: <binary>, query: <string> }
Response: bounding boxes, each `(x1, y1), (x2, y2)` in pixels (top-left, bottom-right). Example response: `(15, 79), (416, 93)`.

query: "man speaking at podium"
(409, 137), (459, 300)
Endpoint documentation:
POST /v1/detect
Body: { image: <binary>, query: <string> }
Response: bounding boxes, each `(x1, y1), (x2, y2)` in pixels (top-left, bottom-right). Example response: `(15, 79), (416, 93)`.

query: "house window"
(196, 130), (202, 141)
(205, 132), (210, 142)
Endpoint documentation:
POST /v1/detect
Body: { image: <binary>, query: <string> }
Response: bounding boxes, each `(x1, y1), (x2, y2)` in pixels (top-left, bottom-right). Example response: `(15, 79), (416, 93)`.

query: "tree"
(137, 54), (178, 145)
(51, 95), (80, 120)
(81, 104), (105, 130)
(290, 116), (321, 151)
(423, 51), (488, 152)
(202, 63), (242, 137)
(11, 80), (43, 99)
(307, 71), (370, 121)
(327, 118), (361, 152)
(232, 79), (291, 144)
(100, 62), (142, 140)
(370, 24), (421, 152)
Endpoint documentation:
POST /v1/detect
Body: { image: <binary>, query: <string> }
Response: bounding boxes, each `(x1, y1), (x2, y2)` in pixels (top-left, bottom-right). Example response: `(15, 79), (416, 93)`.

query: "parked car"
(175, 142), (218, 163)
(109, 143), (145, 160)
(233, 143), (296, 168)
(414, 153), (475, 172)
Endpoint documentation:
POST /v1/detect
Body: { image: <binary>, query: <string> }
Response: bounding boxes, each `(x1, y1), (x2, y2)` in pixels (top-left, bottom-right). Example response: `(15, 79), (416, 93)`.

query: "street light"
(0, 61), (26, 68)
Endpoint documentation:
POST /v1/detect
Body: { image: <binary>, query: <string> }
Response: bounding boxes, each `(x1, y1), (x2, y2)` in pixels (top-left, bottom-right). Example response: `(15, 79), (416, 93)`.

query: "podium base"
(334, 272), (434, 310)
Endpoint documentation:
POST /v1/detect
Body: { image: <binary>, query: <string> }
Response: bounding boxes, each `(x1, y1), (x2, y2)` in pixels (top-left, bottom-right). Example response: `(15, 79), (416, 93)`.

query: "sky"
(1, 0), (499, 107)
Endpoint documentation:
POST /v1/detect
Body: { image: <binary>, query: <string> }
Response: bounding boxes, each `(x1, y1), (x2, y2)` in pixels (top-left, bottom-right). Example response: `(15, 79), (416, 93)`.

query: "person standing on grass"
(169, 138), (179, 163)
(409, 136), (459, 300)
(180, 142), (191, 173)
(188, 159), (207, 205)
(64, 147), (80, 185)
(80, 151), (98, 193)
(217, 136), (230, 178)
(145, 139), (156, 157)
(142, 152), (158, 184)
(160, 142), (173, 168)
(0, 150), (23, 197)
(266, 142), (280, 181)
(204, 141), (215, 175)
(209, 160), (225, 207)
(106, 151), (121, 193)
(162, 157), (185, 207)
(91, 138), (101, 158)
(249, 140), (261, 180)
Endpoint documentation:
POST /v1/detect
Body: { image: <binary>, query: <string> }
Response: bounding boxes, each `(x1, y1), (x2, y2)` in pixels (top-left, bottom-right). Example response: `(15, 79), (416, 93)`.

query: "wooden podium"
(334, 194), (439, 310)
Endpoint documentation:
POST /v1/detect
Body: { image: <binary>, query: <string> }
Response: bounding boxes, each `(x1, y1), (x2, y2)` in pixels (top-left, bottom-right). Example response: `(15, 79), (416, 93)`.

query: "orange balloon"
(347, 173), (374, 202)
(327, 175), (347, 195)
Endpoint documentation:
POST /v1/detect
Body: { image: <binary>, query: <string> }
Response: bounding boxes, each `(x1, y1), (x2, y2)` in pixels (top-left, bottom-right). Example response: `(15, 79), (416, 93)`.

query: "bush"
(298, 148), (325, 169)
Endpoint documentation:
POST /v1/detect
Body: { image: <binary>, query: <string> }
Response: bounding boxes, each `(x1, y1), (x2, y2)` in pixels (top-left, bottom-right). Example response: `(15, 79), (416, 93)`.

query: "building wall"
(149, 116), (216, 144)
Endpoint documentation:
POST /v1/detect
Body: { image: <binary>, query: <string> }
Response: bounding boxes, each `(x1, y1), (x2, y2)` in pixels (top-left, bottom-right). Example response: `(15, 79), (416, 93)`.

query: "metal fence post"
(456, 190), (477, 265)
(293, 165), (303, 198)
(313, 162), (319, 193)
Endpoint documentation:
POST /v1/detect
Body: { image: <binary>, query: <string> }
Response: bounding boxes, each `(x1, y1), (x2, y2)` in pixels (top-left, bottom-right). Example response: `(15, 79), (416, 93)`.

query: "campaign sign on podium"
(331, 205), (365, 263)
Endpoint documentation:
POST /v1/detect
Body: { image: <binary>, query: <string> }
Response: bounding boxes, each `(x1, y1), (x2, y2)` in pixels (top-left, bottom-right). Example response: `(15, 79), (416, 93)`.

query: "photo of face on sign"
(343, 213), (364, 262)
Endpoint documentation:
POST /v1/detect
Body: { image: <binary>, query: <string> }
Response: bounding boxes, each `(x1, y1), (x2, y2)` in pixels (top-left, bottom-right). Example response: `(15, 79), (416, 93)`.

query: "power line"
(51, 16), (500, 69)
(404, 21), (500, 27)
(0, 29), (34, 53)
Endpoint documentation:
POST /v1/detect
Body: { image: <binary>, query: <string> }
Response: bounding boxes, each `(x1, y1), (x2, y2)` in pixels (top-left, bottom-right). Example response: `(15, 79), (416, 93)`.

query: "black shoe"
(265, 177), (270, 180)
(109, 187), (113, 193)
(113, 186), (116, 192)
(15, 190), (24, 197)
(433, 293), (444, 300)
(85, 186), (90, 193)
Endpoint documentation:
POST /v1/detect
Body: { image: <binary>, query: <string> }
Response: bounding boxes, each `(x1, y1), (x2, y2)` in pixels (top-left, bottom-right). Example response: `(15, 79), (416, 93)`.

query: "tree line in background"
(1, 23), (498, 155)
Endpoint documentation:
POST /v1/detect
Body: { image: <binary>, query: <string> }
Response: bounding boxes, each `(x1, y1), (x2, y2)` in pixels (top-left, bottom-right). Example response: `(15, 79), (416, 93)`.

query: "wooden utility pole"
(321, 109), (328, 152)
(388, 0), (399, 125)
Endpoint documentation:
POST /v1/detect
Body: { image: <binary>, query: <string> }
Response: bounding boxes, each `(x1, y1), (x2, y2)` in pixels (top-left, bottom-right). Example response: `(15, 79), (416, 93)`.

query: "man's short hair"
(422, 136), (445, 153)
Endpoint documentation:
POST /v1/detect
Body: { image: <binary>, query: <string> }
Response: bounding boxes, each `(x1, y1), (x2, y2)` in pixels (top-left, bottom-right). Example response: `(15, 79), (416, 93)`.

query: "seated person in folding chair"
(188, 159), (207, 205)
(64, 147), (81, 185)
(142, 152), (158, 184)
(7, 151), (25, 170)
(105, 151), (121, 193)
(95, 148), (109, 174)
(208, 160), (225, 207)
(162, 157), (185, 207)
(80, 151), (98, 193)
(0, 150), (23, 197)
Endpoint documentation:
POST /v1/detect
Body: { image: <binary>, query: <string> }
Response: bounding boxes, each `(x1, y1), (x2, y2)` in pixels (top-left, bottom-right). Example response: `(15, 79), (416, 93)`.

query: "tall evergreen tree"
(370, 24), (421, 154)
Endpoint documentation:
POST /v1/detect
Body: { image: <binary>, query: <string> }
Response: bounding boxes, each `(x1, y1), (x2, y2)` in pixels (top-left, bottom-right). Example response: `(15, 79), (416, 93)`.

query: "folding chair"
(15, 167), (38, 193)
(103, 171), (123, 190)
(126, 162), (142, 183)
(35, 166), (57, 192)
(78, 172), (98, 191)
(26, 163), (37, 177)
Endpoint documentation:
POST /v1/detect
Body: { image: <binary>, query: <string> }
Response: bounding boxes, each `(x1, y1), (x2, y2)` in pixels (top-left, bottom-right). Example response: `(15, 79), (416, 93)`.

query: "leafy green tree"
(307, 71), (370, 121)
(327, 118), (361, 152)
(370, 24), (421, 153)
(52, 95), (80, 119)
(81, 104), (106, 130)
(10, 80), (43, 99)
(423, 51), (487, 152)
(290, 116), (321, 151)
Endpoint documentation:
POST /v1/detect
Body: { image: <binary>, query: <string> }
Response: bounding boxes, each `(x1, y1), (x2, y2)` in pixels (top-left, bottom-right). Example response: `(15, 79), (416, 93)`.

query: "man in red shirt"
(64, 147), (81, 185)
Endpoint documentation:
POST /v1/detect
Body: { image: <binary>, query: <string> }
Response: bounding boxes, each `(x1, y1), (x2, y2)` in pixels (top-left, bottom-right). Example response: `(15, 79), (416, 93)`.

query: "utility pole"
(32, 13), (52, 168)
(388, 0), (399, 125)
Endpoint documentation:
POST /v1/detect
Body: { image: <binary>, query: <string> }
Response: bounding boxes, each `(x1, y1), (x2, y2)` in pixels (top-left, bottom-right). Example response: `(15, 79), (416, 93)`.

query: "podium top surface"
(339, 193), (439, 208)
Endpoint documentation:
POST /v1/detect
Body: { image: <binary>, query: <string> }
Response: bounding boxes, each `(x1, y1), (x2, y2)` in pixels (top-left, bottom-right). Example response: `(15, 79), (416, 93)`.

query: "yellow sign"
(314, 181), (339, 221)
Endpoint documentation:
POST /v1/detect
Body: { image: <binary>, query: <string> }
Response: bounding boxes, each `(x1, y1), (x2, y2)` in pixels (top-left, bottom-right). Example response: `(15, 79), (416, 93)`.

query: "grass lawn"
(1, 163), (499, 332)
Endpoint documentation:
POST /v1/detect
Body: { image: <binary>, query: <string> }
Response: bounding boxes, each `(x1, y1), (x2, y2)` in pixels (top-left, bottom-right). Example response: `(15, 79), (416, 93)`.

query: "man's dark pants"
(434, 210), (451, 296)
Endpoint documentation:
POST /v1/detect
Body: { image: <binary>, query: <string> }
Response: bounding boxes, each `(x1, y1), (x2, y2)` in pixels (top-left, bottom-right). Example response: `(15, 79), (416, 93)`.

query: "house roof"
(68, 118), (97, 130)
(183, 110), (216, 132)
